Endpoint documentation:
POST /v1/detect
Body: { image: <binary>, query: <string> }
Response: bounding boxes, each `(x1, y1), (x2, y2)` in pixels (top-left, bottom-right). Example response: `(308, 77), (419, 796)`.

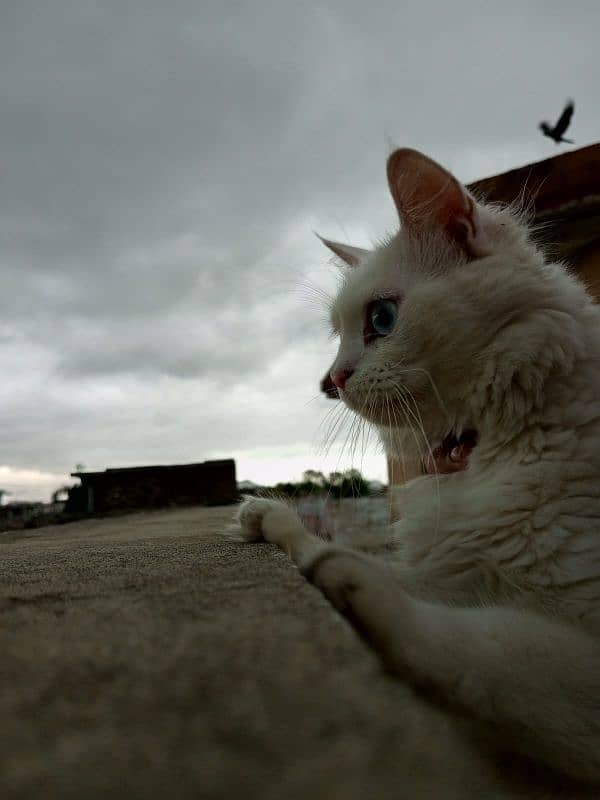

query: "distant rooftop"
(468, 142), (600, 260)
(70, 460), (232, 479)
(68, 459), (238, 513)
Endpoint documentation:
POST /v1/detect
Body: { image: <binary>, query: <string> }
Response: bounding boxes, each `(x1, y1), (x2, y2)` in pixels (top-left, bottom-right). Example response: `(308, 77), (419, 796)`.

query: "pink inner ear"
(386, 149), (488, 257)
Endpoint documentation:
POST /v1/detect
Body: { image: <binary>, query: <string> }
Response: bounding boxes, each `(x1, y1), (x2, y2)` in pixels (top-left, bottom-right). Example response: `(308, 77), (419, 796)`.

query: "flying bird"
(539, 100), (575, 144)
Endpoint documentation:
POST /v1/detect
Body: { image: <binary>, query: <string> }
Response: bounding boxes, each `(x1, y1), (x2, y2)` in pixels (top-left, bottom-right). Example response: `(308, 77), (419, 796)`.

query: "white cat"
(235, 148), (600, 784)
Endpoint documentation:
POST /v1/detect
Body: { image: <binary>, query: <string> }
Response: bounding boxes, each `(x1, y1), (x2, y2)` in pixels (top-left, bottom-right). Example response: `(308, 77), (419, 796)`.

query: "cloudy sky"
(1, 1), (599, 501)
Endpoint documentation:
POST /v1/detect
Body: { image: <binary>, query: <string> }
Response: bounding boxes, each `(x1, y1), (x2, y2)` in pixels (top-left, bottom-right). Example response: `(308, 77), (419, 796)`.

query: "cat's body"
(374, 249), (600, 626)
(234, 148), (600, 784)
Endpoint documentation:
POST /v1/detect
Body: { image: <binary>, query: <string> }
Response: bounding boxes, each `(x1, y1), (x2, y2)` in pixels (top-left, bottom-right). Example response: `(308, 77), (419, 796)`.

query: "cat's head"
(321, 148), (560, 443)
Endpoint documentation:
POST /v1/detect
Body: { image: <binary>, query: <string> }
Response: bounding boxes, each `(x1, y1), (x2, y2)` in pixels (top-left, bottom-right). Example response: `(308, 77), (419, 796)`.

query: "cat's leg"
(236, 497), (600, 780)
(236, 496), (333, 568)
(305, 548), (600, 783)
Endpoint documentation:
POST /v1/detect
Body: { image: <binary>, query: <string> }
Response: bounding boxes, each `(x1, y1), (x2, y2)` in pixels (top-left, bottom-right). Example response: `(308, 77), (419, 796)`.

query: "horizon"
(0, 447), (390, 504)
(0, 454), (389, 504)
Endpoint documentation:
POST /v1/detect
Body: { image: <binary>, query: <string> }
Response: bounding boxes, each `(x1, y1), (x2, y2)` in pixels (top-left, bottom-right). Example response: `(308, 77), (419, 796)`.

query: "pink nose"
(331, 367), (354, 390)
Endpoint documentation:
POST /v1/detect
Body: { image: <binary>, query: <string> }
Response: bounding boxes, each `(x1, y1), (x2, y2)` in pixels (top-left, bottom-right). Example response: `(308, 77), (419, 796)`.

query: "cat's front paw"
(236, 496), (290, 542)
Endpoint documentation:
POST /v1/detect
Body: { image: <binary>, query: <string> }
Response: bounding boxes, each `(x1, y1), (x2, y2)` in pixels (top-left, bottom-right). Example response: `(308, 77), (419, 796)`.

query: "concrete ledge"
(0, 506), (589, 798)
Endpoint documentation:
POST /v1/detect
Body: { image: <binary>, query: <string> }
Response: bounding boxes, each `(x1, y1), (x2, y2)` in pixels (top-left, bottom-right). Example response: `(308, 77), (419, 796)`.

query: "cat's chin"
(340, 392), (408, 427)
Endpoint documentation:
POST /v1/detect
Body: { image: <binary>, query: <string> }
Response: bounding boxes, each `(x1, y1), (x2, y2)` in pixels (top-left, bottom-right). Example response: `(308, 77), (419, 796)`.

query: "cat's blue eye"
(369, 299), (398, 337)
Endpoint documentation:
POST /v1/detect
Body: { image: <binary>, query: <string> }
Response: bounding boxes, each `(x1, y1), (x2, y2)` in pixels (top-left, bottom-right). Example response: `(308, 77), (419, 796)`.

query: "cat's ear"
(387, 149), (491, 258)
(316, 234), (371, 267)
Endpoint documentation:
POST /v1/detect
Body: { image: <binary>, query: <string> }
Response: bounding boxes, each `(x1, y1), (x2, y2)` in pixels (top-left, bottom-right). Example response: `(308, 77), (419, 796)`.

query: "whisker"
(396, 366), (450, 424)
(326, 407), (354, 456)
(335, 405), (359, 467)
(317, 400), (343, 434)
(391, 386), (428, 476)
(318, 402), (351, 457)
(355, 381), (375, 473)
(399, 385), (443, 549)
(305, 392), (330, 407)
(292, 279), (334, 310)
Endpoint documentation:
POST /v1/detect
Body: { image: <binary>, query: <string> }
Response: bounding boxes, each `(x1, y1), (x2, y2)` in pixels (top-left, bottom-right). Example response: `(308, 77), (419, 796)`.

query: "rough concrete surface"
(0, 504), (595, 799)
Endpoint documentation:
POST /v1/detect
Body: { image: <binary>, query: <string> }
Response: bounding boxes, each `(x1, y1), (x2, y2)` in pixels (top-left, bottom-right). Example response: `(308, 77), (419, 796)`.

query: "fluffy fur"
(233, 148), (600, 784)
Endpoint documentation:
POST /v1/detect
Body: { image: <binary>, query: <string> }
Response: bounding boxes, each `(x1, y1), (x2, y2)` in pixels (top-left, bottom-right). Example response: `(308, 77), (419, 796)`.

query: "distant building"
(0, 501), (45, 524)
(238, 480), (259, 493)
(469, 142), (600, 295)
(66, 459), (237, 514)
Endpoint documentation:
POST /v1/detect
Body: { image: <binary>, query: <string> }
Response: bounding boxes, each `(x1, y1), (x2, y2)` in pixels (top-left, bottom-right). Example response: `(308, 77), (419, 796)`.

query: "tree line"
(250, 469), (380, 499)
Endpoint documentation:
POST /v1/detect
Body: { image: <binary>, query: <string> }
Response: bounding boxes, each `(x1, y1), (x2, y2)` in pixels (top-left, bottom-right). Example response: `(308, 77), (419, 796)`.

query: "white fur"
(233, 149), (600, 785)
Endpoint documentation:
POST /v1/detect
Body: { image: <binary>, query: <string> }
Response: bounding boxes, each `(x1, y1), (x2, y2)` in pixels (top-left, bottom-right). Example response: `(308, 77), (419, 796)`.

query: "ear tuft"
(315, 233), (371, 267)
(386, 149), (491, 258)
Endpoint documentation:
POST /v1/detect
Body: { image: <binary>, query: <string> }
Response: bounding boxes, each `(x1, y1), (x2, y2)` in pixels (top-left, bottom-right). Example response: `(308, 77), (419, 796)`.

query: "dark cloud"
(1, 0), (599, 496)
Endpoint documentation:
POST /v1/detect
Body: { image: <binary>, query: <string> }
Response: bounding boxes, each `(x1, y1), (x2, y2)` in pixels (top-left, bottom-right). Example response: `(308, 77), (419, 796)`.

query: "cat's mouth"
(423, 429), (478, 475)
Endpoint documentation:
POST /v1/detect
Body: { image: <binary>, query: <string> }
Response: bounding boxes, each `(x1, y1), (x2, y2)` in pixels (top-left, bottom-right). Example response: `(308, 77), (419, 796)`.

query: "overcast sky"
(1, 1), (599, 501)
